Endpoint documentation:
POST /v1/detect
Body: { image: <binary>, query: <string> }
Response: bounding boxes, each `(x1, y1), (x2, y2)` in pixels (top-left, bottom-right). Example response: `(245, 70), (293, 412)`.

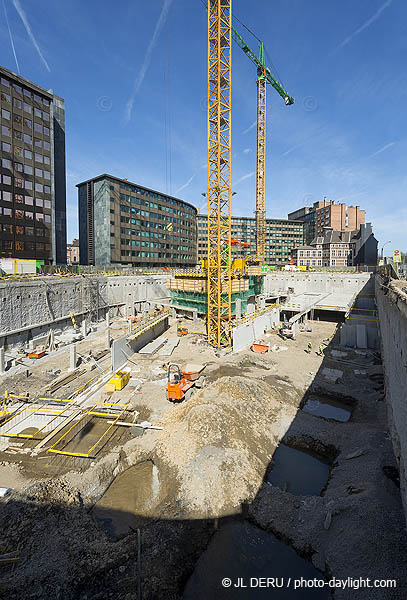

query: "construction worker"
(316, 344), (324, 356)
(305, 342), (312, 354)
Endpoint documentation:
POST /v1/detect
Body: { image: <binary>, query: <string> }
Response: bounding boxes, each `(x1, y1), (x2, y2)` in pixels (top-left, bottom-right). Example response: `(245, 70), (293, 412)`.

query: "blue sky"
(1, 0), (405, 253)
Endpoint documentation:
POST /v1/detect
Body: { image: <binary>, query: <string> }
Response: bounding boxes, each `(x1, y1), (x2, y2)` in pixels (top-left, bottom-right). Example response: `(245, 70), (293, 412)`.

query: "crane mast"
(256, 43), (266, 263)
(207, 0), (232, 347)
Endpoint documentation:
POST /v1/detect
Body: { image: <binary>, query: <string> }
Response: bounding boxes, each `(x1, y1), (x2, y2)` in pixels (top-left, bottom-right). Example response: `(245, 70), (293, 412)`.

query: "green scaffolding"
(170, 276), (264, 316)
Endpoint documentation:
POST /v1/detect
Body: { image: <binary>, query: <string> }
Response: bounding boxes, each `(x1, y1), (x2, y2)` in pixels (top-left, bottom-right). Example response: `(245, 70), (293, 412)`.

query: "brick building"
(289, 199), (366, 245)
(67, 238), (79, 264)
(292, 224), (377, 268)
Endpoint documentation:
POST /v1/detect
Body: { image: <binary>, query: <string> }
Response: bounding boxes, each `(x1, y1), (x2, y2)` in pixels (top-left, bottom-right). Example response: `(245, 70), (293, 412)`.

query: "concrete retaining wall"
(233, 308), (280, 352)
(376, 276), (407, 524)
(265, 272), (371, 296)
(0, 275), (169, 349)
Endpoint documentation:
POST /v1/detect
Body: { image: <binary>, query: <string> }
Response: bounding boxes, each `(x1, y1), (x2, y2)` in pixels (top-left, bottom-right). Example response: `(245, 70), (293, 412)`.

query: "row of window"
(0, 223), (49, 236)
(0, 240), (51, 251)
(0, 178), (50, 193)
(0, 207), (51, 221)
(1, 124), (50, 139)
(0, 78), (51, 105)
(1, 140), (50, 155)
(0, 191), (51, 208)
(118, 193), (194, 218)
(1, 108), (49, 125)
(116, 181), (195, 214)
(119, 250), (194, 259)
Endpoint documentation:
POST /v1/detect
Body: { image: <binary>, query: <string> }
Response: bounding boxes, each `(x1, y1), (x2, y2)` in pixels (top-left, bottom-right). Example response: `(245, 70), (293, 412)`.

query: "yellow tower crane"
(207, 0), (232, 348)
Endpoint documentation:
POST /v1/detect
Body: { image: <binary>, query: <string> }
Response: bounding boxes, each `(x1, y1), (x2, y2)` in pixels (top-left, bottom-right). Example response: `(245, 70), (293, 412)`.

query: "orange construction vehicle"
(166, 364), (205, 403)
(177, 324), (188, 337)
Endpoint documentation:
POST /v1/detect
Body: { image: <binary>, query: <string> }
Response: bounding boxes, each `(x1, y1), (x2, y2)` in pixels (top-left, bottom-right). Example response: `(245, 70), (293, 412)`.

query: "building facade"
(292, 223), (377, 268)
(67, 238), (79, 264)
(77, 175), (197, 267)
(0, 65), (66, 264)
(289, 199), (366, 245)
(197, 214), (304, 265)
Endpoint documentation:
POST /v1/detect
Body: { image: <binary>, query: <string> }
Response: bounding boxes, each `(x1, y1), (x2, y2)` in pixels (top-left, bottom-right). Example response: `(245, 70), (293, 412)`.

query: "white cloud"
(242, 120), (256, 135)
(369, 141), (396, 158)
(243, 148), (252, 154)
(175, 174), (196, 194)
(125, 0), (173, 121)
(336, 0), (392, 51)
(235, 171), (255, 186)
(12, 0), (50, 71)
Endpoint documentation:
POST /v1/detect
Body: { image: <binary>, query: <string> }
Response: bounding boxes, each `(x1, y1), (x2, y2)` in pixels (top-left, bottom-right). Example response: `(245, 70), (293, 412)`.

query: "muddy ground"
(0, 317), (406, 599)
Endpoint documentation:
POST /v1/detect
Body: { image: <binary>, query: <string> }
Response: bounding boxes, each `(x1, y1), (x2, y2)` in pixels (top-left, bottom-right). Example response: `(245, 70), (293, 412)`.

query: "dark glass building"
(0, 65), (66, 264)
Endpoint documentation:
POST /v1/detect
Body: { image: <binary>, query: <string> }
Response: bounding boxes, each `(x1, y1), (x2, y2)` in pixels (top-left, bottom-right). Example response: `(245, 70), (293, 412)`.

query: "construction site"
(0, 2), (406, 600)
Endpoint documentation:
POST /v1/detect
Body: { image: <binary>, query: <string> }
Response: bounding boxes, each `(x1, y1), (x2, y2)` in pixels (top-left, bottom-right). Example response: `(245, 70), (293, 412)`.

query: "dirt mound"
(154, 376), (300, 517)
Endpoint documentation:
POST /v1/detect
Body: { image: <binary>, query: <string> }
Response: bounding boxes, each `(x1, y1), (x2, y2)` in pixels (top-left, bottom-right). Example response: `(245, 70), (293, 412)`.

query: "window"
(15, 194), (24, 203)
(15, 146), (23, 158)
(35, 168), (43, 177)
(34, 138), (42, 148)
(44, 199), (51, 209)
(24, 149), (32, 159)
(3, 208), (12, 216)
(14, 161), (23, 172)
(35, 183), (43, 193)
(43, 141), (50, 151)
(16, 225), (24, 235)
(24, 133), (32, 144)
(24, 165), (33, 175)
(14, 114), (22, 124)
(25, 227), (34, 236)
(44, 185), (50, 194)
(1, 92), (11, 102)
(13, 83), (22, 94)
(43, 156), (50, 165)
(36, 213), (44, 221)
(33, 94), (42, 103)
(2, 125), (11, 136)
(36, 198), (43, 207)
(2, 174), (11, 184)
(43, 170), (50, 180)
(2, 158), (11, 169)
(14, 130), (22, 140)
(3, 223), (13, 232)
(23, 89), (31, 98)
(43, 127), (49, 137)
(15, 209), (24, 219)
(43, 112), (49, 122)
(25, 211), (33, 220)
(13, 98), (22, 109)
(25, 195), (33, 205)
(44, 214), (51, 223)
(2, 191), (11, 201)
(25, 180), (33, 190)
(34, 123), (42, 134)
(43, 98), (50, 107)
(34, 108), (42, 118)
(23, 102), (32, 113)
(2, 109), (10, 119)
(34, 153), (43, 163)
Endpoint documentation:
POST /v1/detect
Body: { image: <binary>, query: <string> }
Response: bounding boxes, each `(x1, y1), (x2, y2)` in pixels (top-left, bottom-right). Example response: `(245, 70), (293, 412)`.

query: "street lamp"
(381, 240), (391, 261)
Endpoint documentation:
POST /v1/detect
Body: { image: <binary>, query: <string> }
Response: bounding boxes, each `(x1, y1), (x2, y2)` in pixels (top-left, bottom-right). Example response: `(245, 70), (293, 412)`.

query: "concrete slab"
(139, 337), (168, 355)
(356, 324), (368, 349)
(158, 338), (179, 356)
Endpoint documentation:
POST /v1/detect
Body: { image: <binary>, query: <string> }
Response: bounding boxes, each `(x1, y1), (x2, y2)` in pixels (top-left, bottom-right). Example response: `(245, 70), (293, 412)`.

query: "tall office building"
(288, 199), (366, 245)
(77, 174), (197, 267)
(0, 65), (66, 264)
(197, 214), (304, 265)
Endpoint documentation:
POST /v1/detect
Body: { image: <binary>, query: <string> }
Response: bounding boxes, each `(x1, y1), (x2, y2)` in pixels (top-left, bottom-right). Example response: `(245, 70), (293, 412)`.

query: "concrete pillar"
(235, 298), (242, 319)
(105, 328), (111, 349)
(106, 311), (110, 327)
(28, 339), (34, 351)
(0, 347), (5, 375)
(192, 309), (198, 322)
(69, 344), (77, 371)
(81, 319), (87, 337)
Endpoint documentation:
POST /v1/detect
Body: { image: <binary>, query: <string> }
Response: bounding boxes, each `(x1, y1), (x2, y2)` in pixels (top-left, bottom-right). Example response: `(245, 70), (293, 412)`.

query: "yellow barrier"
(47, 402), (129, 458)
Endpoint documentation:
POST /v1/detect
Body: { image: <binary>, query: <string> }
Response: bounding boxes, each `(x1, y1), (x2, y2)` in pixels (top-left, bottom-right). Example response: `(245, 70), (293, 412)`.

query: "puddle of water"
(184, 521), (329, 599)
(303, 396), (352, 422)
(267, 445), (330, 496)
(92, 461), (162, 539)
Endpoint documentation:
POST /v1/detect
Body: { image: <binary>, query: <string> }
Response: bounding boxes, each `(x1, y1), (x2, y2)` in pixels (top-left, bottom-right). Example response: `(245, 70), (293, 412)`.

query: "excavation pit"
(183, 520), (329, 599)
(92, 461), (165, 539)
(302, 394), (353, 422)
(267, 444), (330, 496)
